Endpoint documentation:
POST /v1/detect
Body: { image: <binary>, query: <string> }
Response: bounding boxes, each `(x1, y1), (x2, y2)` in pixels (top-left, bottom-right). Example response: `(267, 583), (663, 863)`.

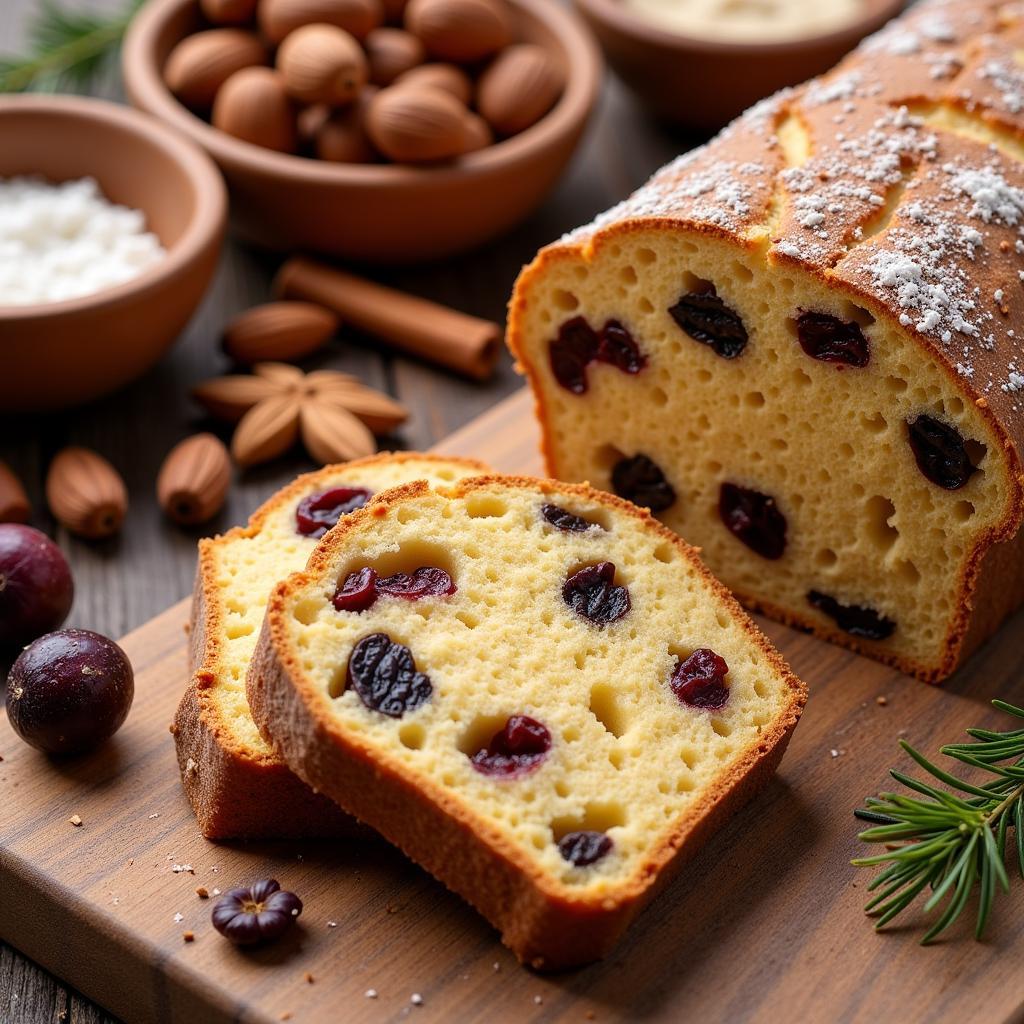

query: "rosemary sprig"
(853, 699), (1024, 944)
(0, 0), (143, 95)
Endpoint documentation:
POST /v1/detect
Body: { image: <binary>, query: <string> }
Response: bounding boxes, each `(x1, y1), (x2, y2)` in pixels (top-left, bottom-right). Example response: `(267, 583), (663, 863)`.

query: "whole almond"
(367, 85), (467, 162)
(259, 0), (383, 43)
(157, 434), (232, 526)
(393, 61), (471, 104)
(213, 67), (297, 152)
(478, 44), (561, 136)
(224, 302), (338, 363)
(404, 0), (511, 63)
(164, 29), (267, 109)
(299, 398), (376, 464)
(200, 0), (259, 25)
(365, 27), (424, 86)
(0, 460), (30, 523)
(232, 394), (301, 467)
(277, 24), (368, 106)
(46, 448), (127, 540)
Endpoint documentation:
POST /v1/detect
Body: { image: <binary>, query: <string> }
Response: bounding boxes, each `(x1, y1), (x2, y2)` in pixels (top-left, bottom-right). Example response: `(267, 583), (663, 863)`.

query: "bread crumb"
(876, 695), (888, 706)
(280, 1013), (292, 1022)
(195, 887), (209, 899)
(326, 920), (337, 928)
(304, 972), (315, 984)
(830, 749), (840, 758)
(174, 913), (184, 923)
(69, 815), (83, 827)
(183, 931), (195, 943)
(411, 993), (424, 1006)
(534, 995), (543, 1005)
(365, 989), (378, 999)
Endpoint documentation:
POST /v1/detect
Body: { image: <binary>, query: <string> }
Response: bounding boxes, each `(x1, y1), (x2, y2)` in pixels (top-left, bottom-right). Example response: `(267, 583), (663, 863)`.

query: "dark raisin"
(719, 483), (787, 560)
(596, 320), (647, 375)
(345, 633), (432, 717)
(296, 486), (372, 538)
(558, 831), (613, 866)
(541, 503), (602, 533)
(907, 415), (979, 490)
(668, 291), (748, 359)
(549, 317), (599, 394)
(670, 648), (730, 709)
(377, 566), (456, 600)
(470, 715), (551, 777)
(611, 454), (676, 513)
(333, 567), (379, 612)
(807, 590), (896, 640)
(795, 311), (870, 367)
(211, 879), (302, 946)
(562, 562), (630, 626)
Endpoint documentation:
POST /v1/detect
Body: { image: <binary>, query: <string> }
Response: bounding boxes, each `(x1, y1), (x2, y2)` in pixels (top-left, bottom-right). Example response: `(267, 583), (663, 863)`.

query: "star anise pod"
(193, 363), (408, 468)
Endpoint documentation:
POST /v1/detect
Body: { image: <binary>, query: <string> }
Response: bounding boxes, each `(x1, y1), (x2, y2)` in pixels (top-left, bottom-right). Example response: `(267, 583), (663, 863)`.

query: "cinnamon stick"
(273, 257), (501, 381)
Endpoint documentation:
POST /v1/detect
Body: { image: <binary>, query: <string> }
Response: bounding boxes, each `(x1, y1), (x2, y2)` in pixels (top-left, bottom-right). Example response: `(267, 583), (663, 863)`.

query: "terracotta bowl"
(572, 0), (906, 131)
(0, 95), (226, 413)
(123, 0), (602, 264)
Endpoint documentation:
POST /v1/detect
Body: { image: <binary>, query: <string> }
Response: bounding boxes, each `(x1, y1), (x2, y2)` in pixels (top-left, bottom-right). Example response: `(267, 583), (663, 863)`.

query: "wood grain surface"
(3, 391), (1024, 1024)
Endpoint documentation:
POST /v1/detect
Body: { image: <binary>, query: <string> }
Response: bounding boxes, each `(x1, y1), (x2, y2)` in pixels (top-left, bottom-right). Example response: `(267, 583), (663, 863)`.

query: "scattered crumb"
(327, 920), (338, 928)
(172, 864), (194, 874)
(196, 887), (210, 899)
(69, 815), (83, 827)
(534, 995), (543, 1005)
(411, 994), (423, 1006)
(185, 758), (197, 774)
(183, 931), (195, 943)
(168, 722), (178, 736)
(830, 749), (841, 758)
(876, 695), (888, 706)
(173, 913), (184, 924)
(304, 972), (315, 984)
(128, 859), (134, 867)
(148, 813), (160, 819)
(279, 1013), (292, 1022)
(386, 903), (399, 914)
(210, 866), (219, 873)
(211, 888), (221, 897)
(493, 962), (501, 972)
(365, 989), (378, 999)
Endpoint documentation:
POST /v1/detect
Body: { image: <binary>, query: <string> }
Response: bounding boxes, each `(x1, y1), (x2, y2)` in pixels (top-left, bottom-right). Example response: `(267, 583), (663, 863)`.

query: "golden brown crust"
(507, 0), (1024, 682)
(247, 475), (807, 968)
(174, 451), (490, 840)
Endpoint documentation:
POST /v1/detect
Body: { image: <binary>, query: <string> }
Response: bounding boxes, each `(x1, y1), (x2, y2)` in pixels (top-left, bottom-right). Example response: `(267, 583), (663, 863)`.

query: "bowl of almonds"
(123, 0), (601, 262)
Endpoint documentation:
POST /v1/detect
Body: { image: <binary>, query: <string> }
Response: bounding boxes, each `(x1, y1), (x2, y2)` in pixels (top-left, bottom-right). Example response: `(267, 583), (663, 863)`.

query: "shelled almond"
(259, 0), (383, 43)
(367, 86), (468, 162)
(157, 434), (232, 525)
(213, 66), (297, 152)
(404, 0), (510, 62)
(477, 43), (561, 136)
(46, 448), (127, 540)
(164, 29), (267, 109)
(222, 301), (339, 364)
(277, 24), (368, 105)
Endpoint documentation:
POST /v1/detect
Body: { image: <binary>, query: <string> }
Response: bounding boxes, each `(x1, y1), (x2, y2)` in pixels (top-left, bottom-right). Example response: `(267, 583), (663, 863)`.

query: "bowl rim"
(122, 0), (603, 186)
(572, 0), (907, 56)
(0, 93), (227, 322)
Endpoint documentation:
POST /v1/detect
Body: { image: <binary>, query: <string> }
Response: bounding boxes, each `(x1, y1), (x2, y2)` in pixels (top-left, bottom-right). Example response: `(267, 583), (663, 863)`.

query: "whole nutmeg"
(461, 110), (493, 152)
(0, 460), (30, 524)
(213, 67), (297, 152)
(163, 29), (267, 109)
(157, 434), (232, 526)
(46, 447), (127, 540)
(223, 301), (339, 363)
(259, 0), (383, 43)
(276, 23), (368, 106)
(367, 85), (467, 162)
(315, 95), (380, 162)
(404, 0), (511, 63)
(393, 61), (471, 104)
(477, 43), (562, 136)
(365, 27), (425, 86)
(200, 0), (259, 24)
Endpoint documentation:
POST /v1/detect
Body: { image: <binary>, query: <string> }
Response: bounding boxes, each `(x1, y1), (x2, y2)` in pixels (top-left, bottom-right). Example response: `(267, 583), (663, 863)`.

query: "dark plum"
(6, 628), (133, 755)
(668, 291), (748, 359)
(807, 590), (896, 641)
(719, 483), (787, 560)
(558, 830), (613, 866)
(907, 416), (979, 490)
(670, 649), (730, 710)
(562, 562), (631, 626)
(470, 715), (551, 777)
(211, 879), (303, 946)
(611, 454), (676, 513)
(345, 633), (432, 716)
(295, 486), (372, 538)
(0, 524), (74, 648)
(795, 311), (870, 367)
(540, 503), (602, 533)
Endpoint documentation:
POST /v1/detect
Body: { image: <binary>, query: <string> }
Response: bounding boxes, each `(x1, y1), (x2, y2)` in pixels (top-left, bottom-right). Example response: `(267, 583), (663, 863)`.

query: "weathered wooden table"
(0, 1), (690, 1019)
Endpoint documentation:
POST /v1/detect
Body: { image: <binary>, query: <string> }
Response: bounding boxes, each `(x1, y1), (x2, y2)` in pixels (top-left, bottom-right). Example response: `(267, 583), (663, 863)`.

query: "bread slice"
(176, 452), (489, 839)
(507, 0), (1024, 682)
(247, 475), (806, 967)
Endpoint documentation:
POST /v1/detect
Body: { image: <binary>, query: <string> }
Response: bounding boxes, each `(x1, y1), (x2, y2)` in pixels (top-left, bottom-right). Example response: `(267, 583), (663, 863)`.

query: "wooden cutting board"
(3, 390), (1024, 1024)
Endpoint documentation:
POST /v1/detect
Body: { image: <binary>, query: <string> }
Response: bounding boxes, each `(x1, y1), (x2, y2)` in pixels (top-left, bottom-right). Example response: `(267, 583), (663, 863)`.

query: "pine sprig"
(853, 699), (1024, 944)
(0, 0), (143, 95)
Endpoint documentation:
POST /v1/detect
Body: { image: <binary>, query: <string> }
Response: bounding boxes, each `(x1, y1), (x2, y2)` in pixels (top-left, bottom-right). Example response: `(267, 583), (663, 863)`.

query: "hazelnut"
(367, 85), (468, 162)
(393, 61), (471, 105)
(163, 29), (267, 110)
(365, 27), (425, 86)
(477, 43), (562, 136)
(259, 0), (384, 43)
(276, 23), (368, 106)
(212, 67), (298, 152)
(404, 0), (511, 63)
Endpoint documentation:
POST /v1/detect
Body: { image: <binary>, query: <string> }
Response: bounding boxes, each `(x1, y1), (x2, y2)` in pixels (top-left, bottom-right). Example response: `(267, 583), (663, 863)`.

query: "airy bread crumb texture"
(273, 479), (801, 897)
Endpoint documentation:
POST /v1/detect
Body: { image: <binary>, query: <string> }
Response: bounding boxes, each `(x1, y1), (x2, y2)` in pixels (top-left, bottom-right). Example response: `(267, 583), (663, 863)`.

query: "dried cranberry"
(470, 715), (551, 777)
(378, 567), (456, 600)
(668, 291), (748, 359)
(611, 454), (676, 513)
(295, 486), (372, 538)
(596, 320), (647, 375)
(549, 317), (599, 394)
(907, 415), (979, 490)
(333, 567), (379, 612)
(211, 879), (302, 946)
(541, 503), (602, 533)
(558, 831), (613, 866)
(0, 524), (74, 648)
(795, 311), (870, 367)
(563, 562), (630, 626)
(346, 633), (432, 716)
(670, 648), (730, 710)
(808, 590), (895, 640)
(719, 483), (787, 560)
